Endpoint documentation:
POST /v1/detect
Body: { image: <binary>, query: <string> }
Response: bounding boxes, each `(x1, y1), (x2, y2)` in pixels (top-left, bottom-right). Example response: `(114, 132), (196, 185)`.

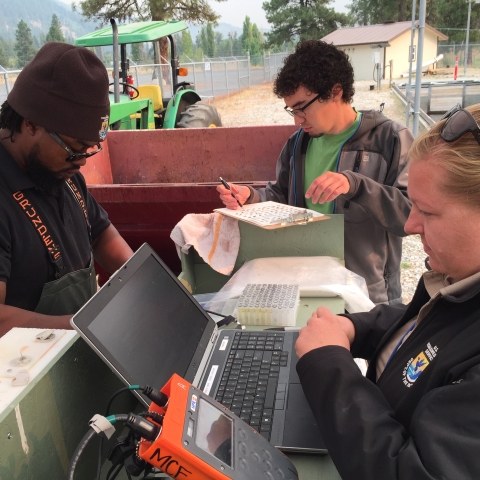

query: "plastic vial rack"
(236, 284), (300, 326)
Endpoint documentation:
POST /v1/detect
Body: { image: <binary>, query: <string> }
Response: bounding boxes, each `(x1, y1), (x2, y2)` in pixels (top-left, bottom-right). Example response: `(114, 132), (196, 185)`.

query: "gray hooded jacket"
(246, 110), (413, 304)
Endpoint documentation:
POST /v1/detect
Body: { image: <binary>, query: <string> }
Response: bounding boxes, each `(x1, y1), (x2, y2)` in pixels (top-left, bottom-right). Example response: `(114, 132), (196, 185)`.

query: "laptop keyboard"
(214, 331), (289, 441)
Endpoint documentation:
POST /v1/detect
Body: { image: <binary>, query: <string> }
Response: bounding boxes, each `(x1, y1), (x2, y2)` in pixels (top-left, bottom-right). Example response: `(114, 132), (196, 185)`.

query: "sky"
(58, 0), (351, 31)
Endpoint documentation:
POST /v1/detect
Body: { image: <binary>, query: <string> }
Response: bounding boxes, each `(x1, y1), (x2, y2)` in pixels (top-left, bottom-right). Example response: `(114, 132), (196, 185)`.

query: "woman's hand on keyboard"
(295, 307), (353, 358)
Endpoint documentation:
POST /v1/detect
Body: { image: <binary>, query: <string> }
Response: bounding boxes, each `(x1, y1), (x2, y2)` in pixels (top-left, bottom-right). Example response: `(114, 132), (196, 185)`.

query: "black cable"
(203, 309), (228, 318)
(106, 387), (135, 417)
(203, 309), (238, 328)
(106, 463), (123, 480)
(139, 411), (164, 424)
(143, 472), (164, 479)
(96, 436), (103, 480)
(142, 465), (166, 479)
(91, 384), (163, 480)
(105, 463), (116, 480)
(66, 429), (97, 480)
(96, 387), (142, 480)
(142, 465), (154, 479)
(68, 414), (129, 480)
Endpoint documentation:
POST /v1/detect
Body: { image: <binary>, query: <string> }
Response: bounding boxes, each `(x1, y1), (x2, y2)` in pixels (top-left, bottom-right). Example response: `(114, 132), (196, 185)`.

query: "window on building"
(409, 45), (416, 62)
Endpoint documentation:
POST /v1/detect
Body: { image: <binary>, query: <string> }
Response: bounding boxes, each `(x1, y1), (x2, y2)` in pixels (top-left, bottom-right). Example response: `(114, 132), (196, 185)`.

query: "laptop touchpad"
(283, 383), (327, 452)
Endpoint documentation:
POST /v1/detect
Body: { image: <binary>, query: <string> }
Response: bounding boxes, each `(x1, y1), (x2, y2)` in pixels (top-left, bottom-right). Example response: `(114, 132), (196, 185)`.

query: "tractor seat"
(136, 84), (164, 112)
(130, 84), (165, 121)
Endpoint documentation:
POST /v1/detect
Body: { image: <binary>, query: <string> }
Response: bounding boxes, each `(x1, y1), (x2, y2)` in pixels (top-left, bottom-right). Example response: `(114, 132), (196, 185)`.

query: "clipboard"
(214, 201), (329, 230)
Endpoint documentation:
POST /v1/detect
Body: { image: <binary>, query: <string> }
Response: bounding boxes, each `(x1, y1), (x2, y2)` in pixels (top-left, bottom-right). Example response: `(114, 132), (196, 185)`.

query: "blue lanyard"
(385, 321), (417, 368)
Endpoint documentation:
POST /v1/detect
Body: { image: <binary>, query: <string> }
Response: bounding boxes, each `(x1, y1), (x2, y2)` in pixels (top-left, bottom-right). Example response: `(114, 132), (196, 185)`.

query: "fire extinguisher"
(454, 56), (458, 81)
(126, 74), (135, 98)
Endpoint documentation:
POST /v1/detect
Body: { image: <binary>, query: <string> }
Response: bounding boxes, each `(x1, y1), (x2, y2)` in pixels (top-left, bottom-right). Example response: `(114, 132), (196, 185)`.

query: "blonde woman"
(296, 104), (480, 479)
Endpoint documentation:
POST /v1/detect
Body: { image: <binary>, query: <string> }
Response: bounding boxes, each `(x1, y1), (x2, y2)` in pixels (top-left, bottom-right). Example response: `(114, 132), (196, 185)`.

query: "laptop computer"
(71, 243), (326, 453)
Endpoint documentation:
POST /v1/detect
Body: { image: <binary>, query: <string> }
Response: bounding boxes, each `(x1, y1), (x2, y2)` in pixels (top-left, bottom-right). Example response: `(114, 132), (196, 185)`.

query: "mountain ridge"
(0, 0), (99, 41)
(0, 0), (246, 42)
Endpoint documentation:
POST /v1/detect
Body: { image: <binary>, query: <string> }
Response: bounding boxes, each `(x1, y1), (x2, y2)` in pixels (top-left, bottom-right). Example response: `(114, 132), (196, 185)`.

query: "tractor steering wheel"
(108, 82), (140, 99)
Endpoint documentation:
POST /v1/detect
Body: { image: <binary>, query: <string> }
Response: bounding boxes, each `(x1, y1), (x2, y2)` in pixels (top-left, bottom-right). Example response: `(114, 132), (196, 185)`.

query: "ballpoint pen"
(219, 177), (244, 209)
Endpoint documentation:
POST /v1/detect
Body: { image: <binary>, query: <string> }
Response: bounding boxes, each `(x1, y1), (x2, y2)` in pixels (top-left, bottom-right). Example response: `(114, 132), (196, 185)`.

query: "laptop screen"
(72, 244), (216, 394)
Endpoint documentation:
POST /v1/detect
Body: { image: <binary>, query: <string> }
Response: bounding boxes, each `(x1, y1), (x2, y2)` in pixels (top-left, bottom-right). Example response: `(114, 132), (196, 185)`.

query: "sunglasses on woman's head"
(440, 104), (480, 146)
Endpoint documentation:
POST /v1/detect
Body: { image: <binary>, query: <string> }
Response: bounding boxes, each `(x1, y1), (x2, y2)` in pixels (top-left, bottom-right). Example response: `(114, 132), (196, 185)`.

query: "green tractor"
(74, 19), (222, 130)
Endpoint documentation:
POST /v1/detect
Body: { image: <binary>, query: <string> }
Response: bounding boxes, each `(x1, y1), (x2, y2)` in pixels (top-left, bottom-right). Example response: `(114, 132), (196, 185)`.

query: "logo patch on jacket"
(99, 115), (109, 141)
(402, 342), (438, 387)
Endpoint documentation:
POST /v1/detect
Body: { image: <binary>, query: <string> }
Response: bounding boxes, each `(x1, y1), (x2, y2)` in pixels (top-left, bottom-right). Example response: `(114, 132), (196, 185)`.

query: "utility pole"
(413, 0), (426, 136)
(465, 0), (472, 76)
(464, 0), (480, 76)
(406, 0), (417, 128)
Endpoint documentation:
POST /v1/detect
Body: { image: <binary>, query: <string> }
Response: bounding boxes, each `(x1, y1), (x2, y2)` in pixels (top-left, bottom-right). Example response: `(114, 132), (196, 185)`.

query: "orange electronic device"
(137, 373), (299, 480)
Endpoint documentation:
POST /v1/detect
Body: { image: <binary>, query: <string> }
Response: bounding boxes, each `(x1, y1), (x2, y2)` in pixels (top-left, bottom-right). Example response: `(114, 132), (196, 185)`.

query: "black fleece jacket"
(297, 275), (480, 479)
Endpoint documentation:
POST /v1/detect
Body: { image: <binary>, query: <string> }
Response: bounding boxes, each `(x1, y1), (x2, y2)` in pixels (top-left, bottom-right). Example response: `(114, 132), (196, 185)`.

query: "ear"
(331, 84), (343, 102)
(23, 119), (43, 137)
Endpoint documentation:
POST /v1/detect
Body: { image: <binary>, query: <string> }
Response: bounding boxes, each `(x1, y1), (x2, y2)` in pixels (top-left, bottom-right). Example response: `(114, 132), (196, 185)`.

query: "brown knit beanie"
(7, 42), (110, 142)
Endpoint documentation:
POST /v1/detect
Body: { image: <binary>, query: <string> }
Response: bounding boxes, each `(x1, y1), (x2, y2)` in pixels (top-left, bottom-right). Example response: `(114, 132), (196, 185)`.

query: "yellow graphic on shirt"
(406, 352), (430, 383)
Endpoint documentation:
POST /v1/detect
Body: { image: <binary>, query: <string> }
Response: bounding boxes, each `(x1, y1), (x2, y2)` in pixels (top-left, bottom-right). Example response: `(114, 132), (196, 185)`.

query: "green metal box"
(178, 215), (346, 318)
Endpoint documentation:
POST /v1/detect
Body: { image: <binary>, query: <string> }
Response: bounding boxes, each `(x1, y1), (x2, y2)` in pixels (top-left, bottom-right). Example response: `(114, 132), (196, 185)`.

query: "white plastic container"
(235, 284), (299, 326)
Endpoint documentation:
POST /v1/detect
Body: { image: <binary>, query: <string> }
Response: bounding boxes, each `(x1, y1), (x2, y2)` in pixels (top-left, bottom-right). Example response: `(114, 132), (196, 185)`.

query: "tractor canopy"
(73, 19), (221, 130)
(74, 21), (188, 47)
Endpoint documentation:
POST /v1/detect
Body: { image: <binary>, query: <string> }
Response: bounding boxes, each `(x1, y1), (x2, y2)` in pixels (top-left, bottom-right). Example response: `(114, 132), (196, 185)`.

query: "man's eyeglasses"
(284, 94), (322, 119)
(49, 132), (102, 162)
(440, 104), (480, 147)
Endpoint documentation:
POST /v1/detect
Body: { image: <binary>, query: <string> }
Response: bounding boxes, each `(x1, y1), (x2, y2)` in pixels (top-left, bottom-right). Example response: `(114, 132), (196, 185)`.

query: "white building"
(322, 21), (448, 81)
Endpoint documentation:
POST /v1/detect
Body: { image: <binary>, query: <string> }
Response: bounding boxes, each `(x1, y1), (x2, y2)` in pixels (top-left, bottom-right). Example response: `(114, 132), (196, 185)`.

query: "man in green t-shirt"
(217, 40), (413, 305)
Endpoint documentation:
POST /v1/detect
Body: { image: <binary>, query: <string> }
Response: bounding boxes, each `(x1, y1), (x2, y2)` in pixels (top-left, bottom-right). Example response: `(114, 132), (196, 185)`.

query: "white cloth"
(170, 213), (240, 275)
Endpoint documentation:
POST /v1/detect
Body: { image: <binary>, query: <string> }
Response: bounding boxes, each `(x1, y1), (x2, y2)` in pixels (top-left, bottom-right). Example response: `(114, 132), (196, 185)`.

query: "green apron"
(34, 254), (97, 315)
(12, 178), (96, 316)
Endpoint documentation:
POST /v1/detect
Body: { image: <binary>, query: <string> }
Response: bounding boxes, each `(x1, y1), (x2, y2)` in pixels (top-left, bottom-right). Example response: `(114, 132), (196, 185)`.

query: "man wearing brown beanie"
(0, 42), (134, 337)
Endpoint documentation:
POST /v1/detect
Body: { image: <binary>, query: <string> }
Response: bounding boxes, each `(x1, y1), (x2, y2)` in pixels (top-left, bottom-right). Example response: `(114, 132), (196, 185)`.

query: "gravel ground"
(215, 80), (426, 304)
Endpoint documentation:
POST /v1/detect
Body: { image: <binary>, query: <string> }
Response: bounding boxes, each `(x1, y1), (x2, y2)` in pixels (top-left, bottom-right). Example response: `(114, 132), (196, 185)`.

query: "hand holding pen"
(217, 177), (246, 210)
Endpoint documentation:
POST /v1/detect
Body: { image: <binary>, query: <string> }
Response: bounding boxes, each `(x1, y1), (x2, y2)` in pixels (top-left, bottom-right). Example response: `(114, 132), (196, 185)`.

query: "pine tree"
(198, 25), (215, 58)
(46, 14), (66, 43)
(347, 0), (443, 25)
(217, 37), (233, 57)
(182, 30), (194, 59)
(173, 33), (184, 55)
(0, 41), (8, 68)
(228, 31), (242, 56)
(251, 24), (264, 57)
(240, 16), (264, 62)
(14, 20), (37, 68)
(0, 38), (15, 65)
(131, 43), (141, 61)
(199, 27), (208, 57)
(206, 23), (215, 58)
(435, 0), (480, 43)
(263, 0), (350, 48)
(241, 16), (253, 54)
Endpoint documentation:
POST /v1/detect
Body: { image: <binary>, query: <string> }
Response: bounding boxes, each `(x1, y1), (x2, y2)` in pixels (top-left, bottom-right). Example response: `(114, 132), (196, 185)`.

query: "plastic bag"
(211, 256), (375, 313)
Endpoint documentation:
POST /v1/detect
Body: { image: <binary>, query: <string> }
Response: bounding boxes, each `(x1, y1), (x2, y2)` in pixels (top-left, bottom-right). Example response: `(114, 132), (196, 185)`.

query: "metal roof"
(322, 21), (448, 47)
(74, 21), (187, 47)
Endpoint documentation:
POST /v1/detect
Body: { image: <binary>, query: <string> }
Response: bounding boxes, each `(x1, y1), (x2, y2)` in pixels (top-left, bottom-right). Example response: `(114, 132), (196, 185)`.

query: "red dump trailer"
(81, 125), (297, 278)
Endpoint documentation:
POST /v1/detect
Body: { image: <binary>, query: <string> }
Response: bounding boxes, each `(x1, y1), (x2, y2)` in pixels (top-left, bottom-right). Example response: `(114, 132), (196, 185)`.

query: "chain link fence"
(437, 43), (480, 70)
(0, 67), (20, 104)
(0, 52), (290, 106)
